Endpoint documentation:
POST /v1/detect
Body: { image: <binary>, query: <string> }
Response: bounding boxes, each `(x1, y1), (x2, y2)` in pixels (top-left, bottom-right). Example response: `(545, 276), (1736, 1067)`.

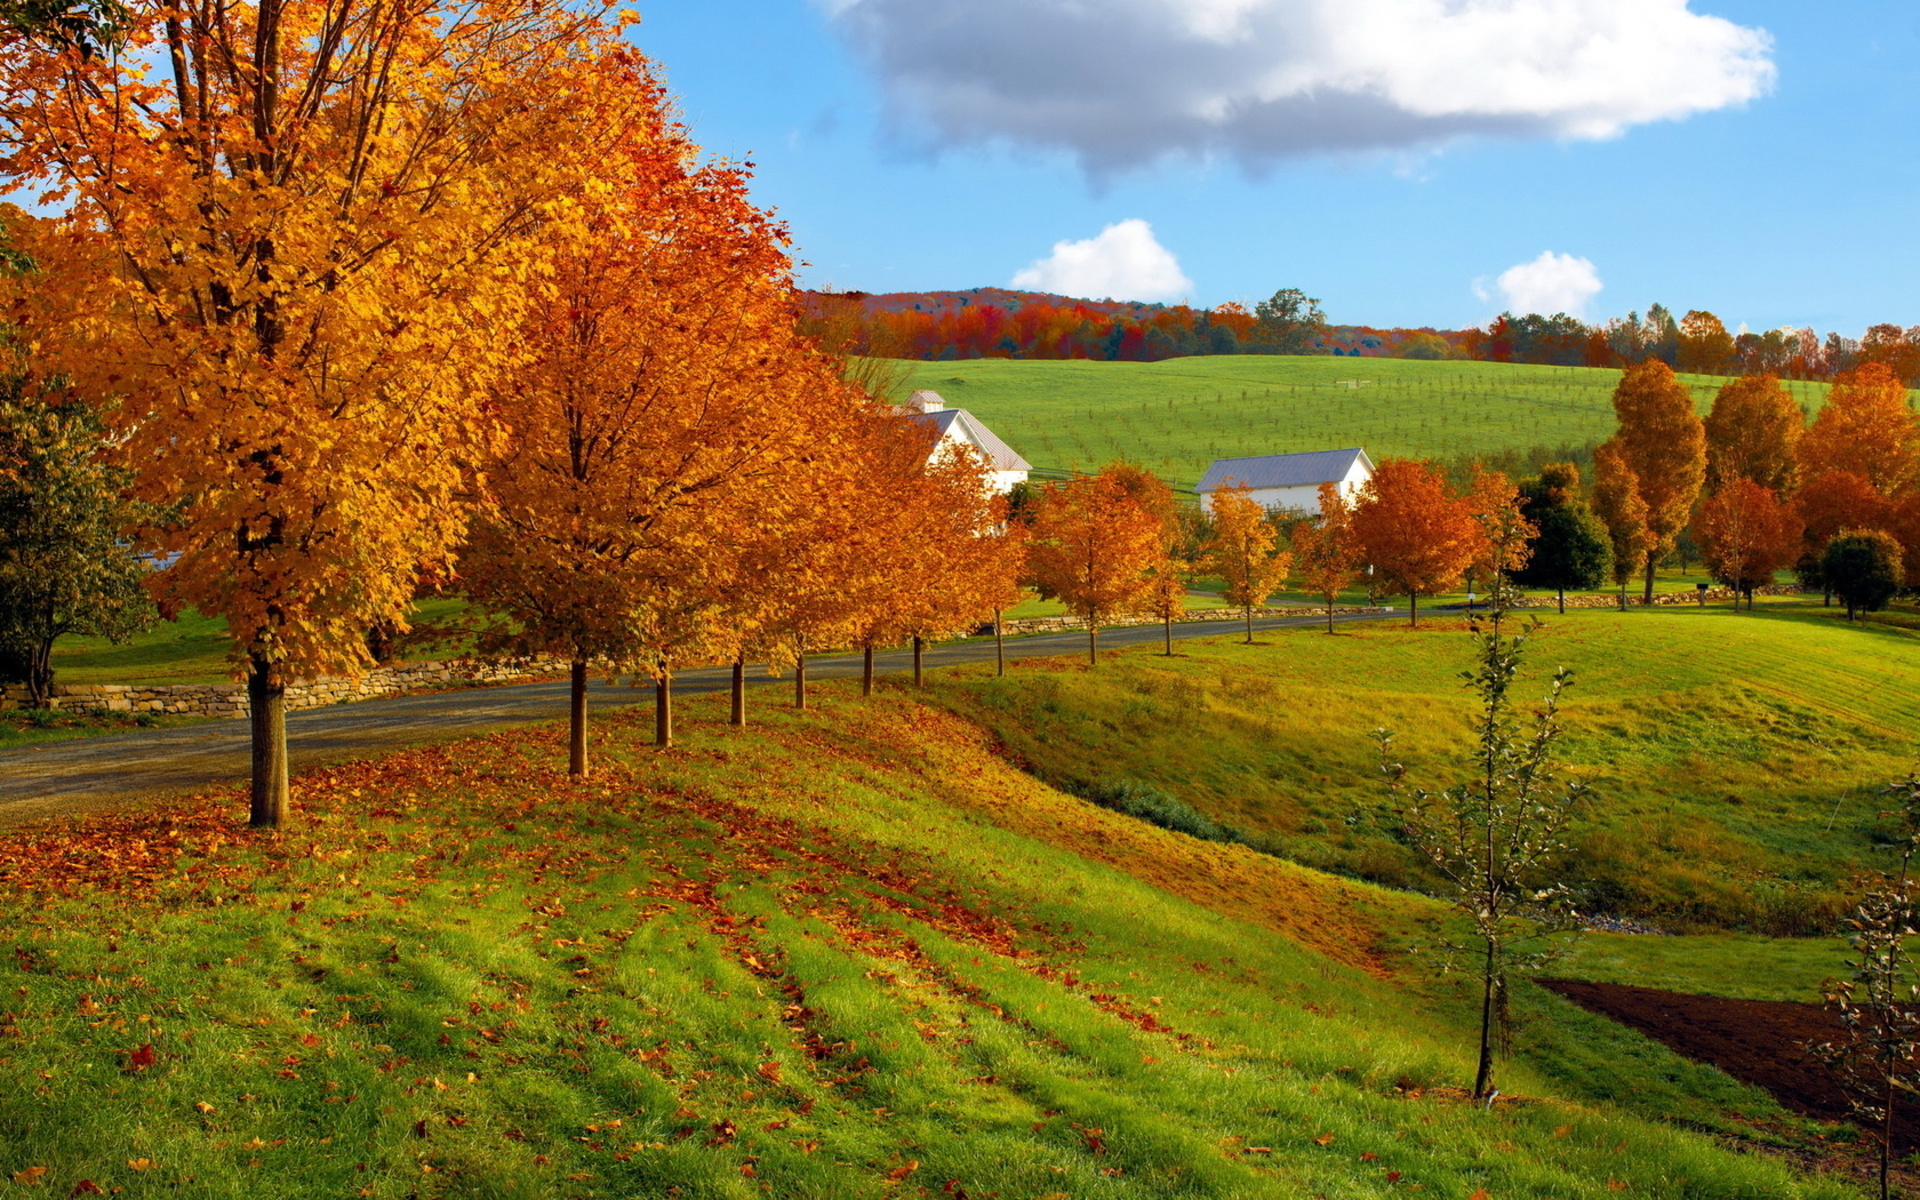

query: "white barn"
(899, 391), (1031, 495)
(1195, 448), (1375, 515)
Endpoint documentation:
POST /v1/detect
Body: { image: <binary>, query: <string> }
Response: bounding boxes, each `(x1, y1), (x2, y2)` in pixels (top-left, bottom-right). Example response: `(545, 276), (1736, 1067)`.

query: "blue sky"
(631, 1), (1918, 335)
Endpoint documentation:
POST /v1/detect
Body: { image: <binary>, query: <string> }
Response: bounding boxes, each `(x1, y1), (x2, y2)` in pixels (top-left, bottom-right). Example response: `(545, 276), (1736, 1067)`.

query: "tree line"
(807, 285), (1920, 384)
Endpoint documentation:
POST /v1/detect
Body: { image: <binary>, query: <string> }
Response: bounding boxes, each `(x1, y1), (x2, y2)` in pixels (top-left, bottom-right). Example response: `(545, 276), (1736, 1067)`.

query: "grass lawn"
(895, 356), (1844, 491)
(45, 598), (479, 689)
(928, 600), (1920, 936)
(0, 672), (1859, 1198)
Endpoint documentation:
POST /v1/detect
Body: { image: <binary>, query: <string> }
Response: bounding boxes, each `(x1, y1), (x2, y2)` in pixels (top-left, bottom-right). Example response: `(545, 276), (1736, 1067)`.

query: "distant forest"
(799, 287), (1920, 384)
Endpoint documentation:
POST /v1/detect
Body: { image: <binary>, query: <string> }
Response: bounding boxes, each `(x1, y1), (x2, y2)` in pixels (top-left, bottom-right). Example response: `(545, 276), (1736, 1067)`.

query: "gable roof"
(901, 407), (1032, 473)
(1195, 448), (1374, 494)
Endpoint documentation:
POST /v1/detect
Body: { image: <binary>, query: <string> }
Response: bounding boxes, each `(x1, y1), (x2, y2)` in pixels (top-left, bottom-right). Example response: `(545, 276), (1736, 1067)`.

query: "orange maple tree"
(1794, 470), (1893, 602)
(1693, 481), (1801, 608)
(1704, 375), (1804, 494)
(1799, 364), (1920, 496)
(1350, 459), (1478, 627)
(459, 140), (845, 770)
(1591, 443), (1652, 607)
(1204, 484), (1291, 643)
(1025, 469), (1165, 666)
(1598, 361), (1707, 603)
(0, 0), (649, 824)
(1464, 467), (1536, 618)
(1296, 482), (1364, 633)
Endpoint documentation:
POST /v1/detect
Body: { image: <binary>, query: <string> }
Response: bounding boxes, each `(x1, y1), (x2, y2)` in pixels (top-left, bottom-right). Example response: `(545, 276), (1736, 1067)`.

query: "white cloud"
(1478, 251), (1604, 317)
(821, 0), (1775, 175)
(1011, 220), (1194, 302)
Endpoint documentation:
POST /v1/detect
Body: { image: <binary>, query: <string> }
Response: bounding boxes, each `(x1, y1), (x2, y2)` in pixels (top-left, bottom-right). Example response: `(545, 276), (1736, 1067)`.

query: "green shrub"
(1069, 777), (1245, 845)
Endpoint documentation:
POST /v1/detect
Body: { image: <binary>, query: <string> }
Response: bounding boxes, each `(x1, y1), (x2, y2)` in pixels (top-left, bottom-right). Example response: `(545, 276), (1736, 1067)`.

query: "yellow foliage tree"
(1204, 485), (1291, 644)
(1, 0), (649, 825)
(1026, 469), (1164, 667)
(1799, 364), (1920, 497)
(1598, 361), (1706, 603)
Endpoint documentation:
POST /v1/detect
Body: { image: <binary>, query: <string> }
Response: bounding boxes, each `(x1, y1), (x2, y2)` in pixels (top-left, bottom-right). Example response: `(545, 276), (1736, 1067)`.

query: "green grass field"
(928, 601), (1920, 936)
(0, 651), (1865, 1198)
(897, 356), (1839, 490)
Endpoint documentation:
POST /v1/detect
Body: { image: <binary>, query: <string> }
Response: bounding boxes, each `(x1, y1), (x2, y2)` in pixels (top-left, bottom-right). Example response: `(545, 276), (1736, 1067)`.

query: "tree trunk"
(1557, 585), (1565, 615)
(1408, 592), (1418, 628)
(247, 652), (289, 828)
(912, 636), (924, 687)
(1325, 594), (1335, 635)
(26, 636), (53, 708)
(730, 657), (746, 727)
(567, 658), (589, 778)
(795, 637), (808, 710)
(997, 609), (1008, 674)
(655, 669), (673, 748)
(1244, 603), (1253, 644)
(1474, 941), (1498, 1100)
(862, 641), (875, 696)
(1642, 555), (1656, 605)
(1088, 621), (1098, 668)
(1164, 611), (1173, 656)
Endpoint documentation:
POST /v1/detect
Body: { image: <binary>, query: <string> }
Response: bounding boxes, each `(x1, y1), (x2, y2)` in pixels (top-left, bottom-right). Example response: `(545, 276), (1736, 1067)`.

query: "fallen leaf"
(126, 1159), (153, 1173)
(1313, 1133), (1336, 1147)
(68, 1182), (105, 1197)
(10, 1166), (46, 1186)
(885, 1161), (919, 1181)
(194, 1101), (216, 1114)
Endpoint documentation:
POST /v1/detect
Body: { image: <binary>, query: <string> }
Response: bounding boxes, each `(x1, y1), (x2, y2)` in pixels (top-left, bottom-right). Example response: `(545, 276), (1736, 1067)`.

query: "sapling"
(1814, 773), (1920, 1200)
(1377, 602), (1587, 1100)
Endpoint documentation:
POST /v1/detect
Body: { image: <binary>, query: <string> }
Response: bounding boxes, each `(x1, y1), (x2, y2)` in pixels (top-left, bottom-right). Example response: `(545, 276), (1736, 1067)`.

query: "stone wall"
(1507, 584), (1802, 611)
(992, 605), (1392, 637)
(0, 655), (565, 719)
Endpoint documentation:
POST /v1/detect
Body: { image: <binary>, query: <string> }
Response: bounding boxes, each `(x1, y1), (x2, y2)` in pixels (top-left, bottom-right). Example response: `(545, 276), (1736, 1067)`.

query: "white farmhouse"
(1195, 448), (1375, 515)
(898, 390), (1031, 495)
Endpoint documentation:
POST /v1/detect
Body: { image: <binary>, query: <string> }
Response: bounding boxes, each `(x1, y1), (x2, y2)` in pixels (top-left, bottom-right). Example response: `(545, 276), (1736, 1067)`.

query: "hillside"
(0, 628), (1879, 1198)
(894, 356), (1838, 490)
(930, 604), (1920, 936)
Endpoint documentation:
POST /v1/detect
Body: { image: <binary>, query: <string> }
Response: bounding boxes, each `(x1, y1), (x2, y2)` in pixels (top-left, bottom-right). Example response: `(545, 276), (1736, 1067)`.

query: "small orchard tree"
(1026, 469), (1163, 667)
(1815, 774), (1920, 1200)
(1350, 458), (1478, 627)
(1378, 622), (1586, 1100)
(1511, 464), (1611, 614)
(1297, 481), (1364, 633)
(1693, 479), (1800, 609)
(1825, 530), (1904, 621)
(1591, 443), (1652, 609)
(0, 382), (157, 707)
(1204, 484), (1291, 644)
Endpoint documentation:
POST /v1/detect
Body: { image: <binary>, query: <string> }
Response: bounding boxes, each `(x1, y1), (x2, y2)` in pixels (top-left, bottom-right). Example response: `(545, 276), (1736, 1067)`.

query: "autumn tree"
(1204, 485), (1291, 643)
(1800, 365), (1920, 496)
(1704, 375), (1803, 494)
(1598, 361), (1707, 603)
(1511, 464), (1611, 614)
(1297, 482), (1364, 633)
(1677, 310), (1735, 376)
(1250, 288), (1328, 355)
(1795, 471), (1891, 602)
(0, 0), (650, 825)
(1693, 481), (1800, 609)
(459, 134), (842, 772)
(1350, 459), (1478, 627)
(1825, 531), (1904, 621)
(1026, 469), (1164, 666)
(1591, 444), (1652, 608)
(1464, 468), (1535, 618)
(0, 376), (157, 706)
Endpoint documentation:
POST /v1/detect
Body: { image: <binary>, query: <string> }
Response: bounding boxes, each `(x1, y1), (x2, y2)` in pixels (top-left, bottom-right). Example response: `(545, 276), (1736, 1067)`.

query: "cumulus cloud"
(821, 0), (1775, 174)
(1477, 251), (1603, 317)
(1010, 220), (1195, 302)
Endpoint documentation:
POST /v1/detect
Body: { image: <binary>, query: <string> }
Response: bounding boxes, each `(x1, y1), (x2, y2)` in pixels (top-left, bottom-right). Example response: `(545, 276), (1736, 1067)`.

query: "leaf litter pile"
(0, 689), (1863, 1198)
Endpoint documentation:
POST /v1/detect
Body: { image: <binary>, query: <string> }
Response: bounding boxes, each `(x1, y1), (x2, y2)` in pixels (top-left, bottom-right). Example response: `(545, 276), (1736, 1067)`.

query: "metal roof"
(901, 408), (1032, 473)
(1195, 447), (1374, 493)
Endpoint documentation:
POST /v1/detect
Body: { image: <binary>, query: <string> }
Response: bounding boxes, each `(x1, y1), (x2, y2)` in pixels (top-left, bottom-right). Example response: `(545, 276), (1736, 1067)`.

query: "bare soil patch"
(1539, 977), (1920, 1152)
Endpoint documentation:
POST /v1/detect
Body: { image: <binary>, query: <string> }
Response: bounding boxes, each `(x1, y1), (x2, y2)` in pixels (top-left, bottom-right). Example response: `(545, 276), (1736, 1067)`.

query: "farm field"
(895, 356), (1841, 490)
(0, 642), (1867, 1199)
(928, 602), (1920, 936)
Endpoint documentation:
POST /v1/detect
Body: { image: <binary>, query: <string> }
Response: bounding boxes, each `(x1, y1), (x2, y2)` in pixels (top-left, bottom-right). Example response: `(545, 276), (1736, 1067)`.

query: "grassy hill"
(930, 602), (1920, 937)
(896, 357), (1837, 490)
(0, 617), (1890, 1197)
